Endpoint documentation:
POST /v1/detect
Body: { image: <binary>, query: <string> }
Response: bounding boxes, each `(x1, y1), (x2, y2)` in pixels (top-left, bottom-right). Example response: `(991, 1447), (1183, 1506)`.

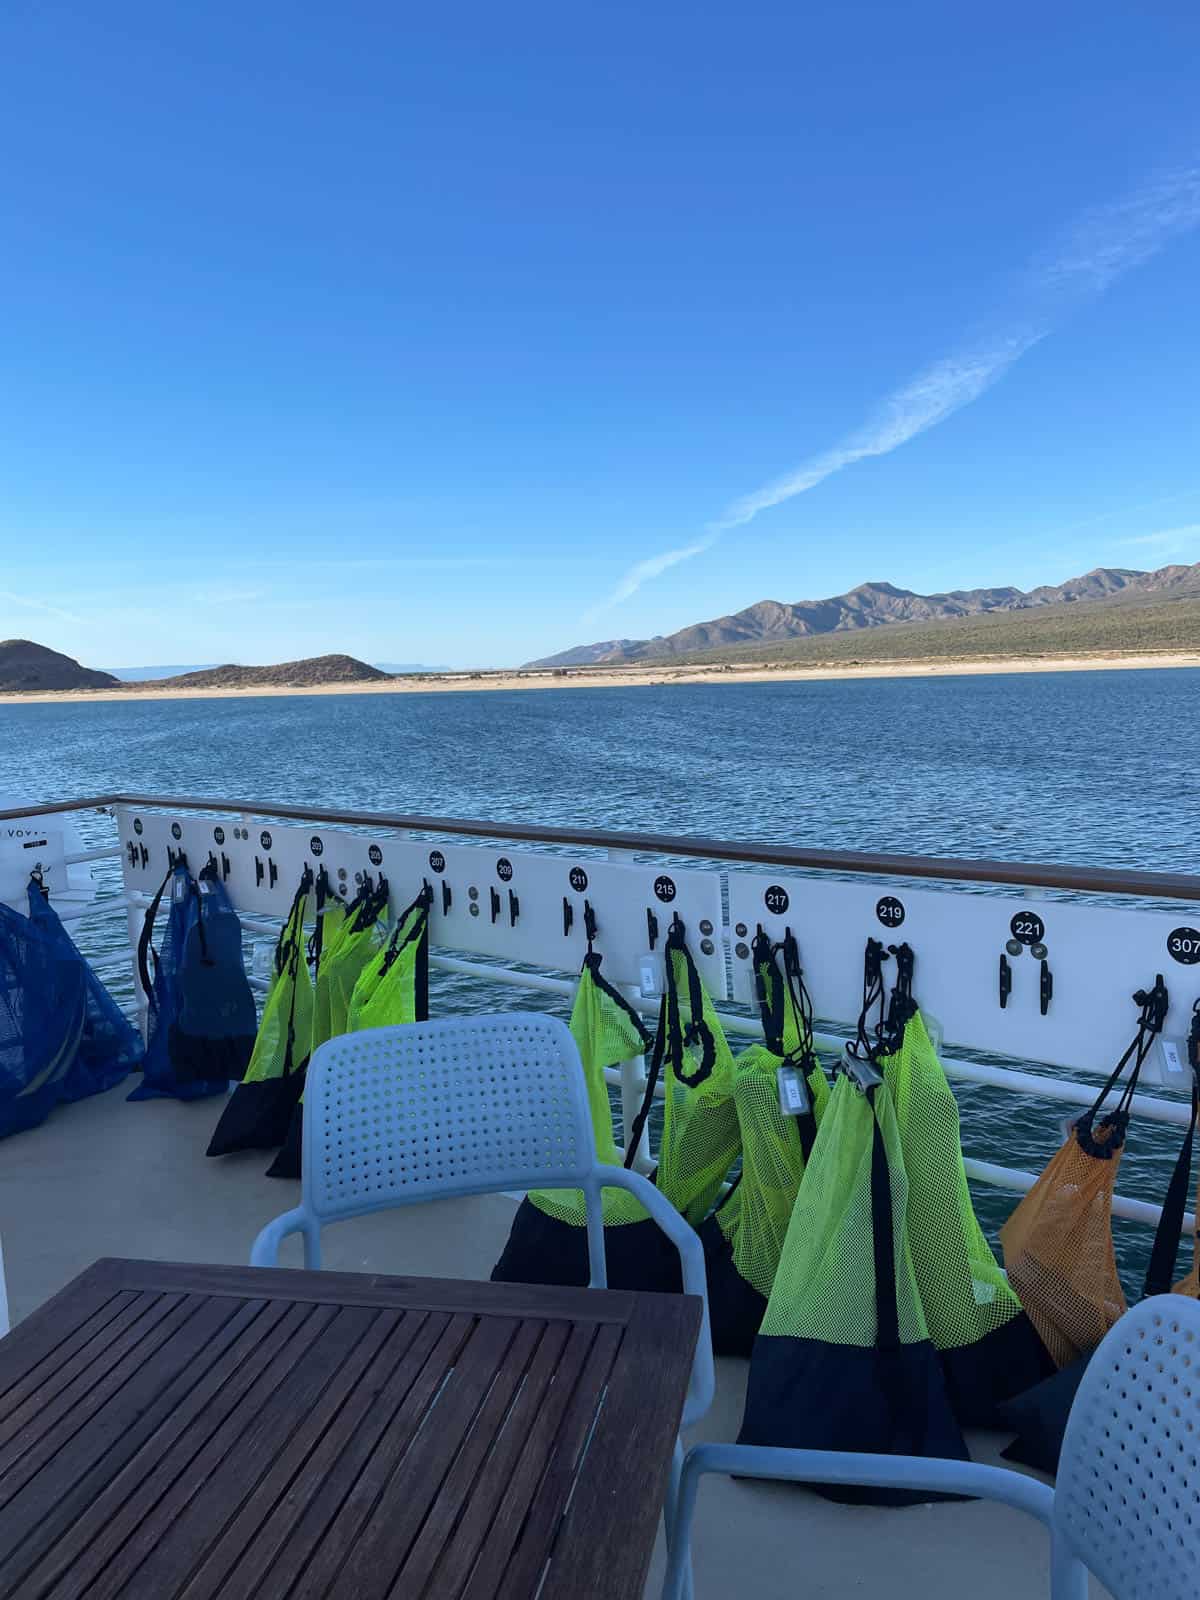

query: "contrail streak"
(591, 160), (1200, 613)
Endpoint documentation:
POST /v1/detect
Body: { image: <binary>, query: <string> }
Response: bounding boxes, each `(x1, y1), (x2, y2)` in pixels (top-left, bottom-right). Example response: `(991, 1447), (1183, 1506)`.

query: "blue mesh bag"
(129, 861), (230, 1102)
(0, 888), (87, 1137)
(27, 881), (142, 1102)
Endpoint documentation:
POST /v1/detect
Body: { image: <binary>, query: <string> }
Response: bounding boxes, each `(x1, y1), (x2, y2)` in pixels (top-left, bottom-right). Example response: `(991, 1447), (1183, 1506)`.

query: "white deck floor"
(2, 1085), (1106, 1599)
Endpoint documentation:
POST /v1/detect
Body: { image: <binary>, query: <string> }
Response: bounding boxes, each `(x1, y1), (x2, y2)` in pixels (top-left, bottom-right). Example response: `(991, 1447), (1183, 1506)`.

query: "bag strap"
(667, 915), (717, 1087)
(1087, 974), (1170, 1120)
(1143, 1002), (1200, 1297)
(848, 938), (890, 1065)
(137, 865), (175, 1003)
(778, 929), (816, 1065)
(624, 995), (667, 1169)
(752, 927), (785, 1053)
(279, 868), (314, 1078)
(622, 915), (717, 1165)
(867, 1084), (900, 1351)
(883, 941), (916, 1050)
(584, 946), (654, 1053)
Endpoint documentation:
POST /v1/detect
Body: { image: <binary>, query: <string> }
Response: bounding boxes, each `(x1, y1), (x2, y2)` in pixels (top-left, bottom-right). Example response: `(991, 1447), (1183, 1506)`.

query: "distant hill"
(0, 639), (120, 692)
(102, 664), (216, 681)
(373, 662), (451, 674)
(528, 562), (1200, 667)
(139, 654), (392, 690)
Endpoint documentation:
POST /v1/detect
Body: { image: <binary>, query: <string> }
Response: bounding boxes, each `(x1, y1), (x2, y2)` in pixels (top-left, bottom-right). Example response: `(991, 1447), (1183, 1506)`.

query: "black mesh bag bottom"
(206, 1073), (304, 1157)
(697, 1213), (768, 1359)
(941, 1310), (1055, 1429)
(491, 1196), (683, 1293)
(739, 1335), (970, 1505)
(265, 1103), (303, 1179)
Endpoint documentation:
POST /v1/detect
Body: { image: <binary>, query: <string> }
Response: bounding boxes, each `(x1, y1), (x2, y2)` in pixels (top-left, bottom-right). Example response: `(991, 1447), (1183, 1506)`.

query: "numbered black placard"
(1167, 926), (1200, 965)
(428, 850), (445, 873)
(260, 830), (273, 850)
(496, 857), (513, 882)
(213, 825), (225, 845)
(133, 817), (143, 835)
(569, 865), (588, 893)
(876, 895), (905, 928)
(309, 836), (324, 856)
(171, 822), (183, 840)
(368, 844), (383, 865)
(1009, 911), (1045, 946)
(654, 874), (677, 903)
(764, 884), (789, 915)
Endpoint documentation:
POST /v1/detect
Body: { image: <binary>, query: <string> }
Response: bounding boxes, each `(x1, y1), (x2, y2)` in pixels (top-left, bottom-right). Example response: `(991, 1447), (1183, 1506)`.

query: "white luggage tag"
(777, 1063), (811, 1117)
(638, 954), (661, 999)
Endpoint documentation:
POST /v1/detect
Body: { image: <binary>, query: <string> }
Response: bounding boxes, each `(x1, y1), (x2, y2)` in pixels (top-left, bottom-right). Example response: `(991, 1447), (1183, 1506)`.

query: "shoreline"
(3, 649), (1200, 705)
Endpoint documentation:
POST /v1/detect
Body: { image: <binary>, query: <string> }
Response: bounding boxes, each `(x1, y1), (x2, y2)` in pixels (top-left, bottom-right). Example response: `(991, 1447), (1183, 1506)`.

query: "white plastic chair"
(249, 1013), (714, 1580)
(662, 1292), (1200, 1600)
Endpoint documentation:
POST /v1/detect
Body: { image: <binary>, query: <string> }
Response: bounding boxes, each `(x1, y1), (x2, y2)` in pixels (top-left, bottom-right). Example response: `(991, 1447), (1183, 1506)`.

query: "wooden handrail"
(2, 791), (1198, 900)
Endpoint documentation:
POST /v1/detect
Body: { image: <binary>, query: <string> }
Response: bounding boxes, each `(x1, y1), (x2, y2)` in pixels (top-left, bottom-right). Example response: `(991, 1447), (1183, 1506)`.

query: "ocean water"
(3, 667), (1199, 1284)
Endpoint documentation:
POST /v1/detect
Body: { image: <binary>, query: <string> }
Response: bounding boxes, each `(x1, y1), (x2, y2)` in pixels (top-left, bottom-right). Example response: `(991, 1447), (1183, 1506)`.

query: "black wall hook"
(999, 952), (1012, 1009)
(583, 899), (597, 943)
(562, 897), (574, 937)
(489, 886), (501, 924)
(508, 888), (519, 927)
(1040, 958), (1053, 1016)
(442, 880), (452, 917)
(646, 907), (659, 950)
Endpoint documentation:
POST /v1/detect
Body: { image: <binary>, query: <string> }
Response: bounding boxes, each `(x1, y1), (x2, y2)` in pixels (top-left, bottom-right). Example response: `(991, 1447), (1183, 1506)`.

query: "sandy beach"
(3, 649), (1200, 705)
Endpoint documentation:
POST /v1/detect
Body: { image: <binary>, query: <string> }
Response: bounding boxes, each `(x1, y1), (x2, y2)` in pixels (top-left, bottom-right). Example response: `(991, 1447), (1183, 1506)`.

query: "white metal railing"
(111, 877), (1197, 1237)
(10, 796), (1198, 1243)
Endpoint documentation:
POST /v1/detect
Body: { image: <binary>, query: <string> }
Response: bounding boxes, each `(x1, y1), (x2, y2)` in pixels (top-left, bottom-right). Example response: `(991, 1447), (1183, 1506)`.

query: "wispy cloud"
(1115, 522), (1200, 556)
(0, 589), (83, 624)
(591, 160), (1200, 614)
(581, 535), (719, 623)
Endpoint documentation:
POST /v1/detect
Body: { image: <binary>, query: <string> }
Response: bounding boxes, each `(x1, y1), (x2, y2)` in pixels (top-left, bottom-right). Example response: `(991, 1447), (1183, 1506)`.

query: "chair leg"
(302, 1222), (321, 1270)
(663, 1435), (694, 1600)
(1049, 1528), (1088, 1600)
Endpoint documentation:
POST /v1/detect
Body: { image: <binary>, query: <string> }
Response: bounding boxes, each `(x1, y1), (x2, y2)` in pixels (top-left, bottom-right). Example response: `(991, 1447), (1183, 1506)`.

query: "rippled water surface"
(4, 668), (1199, 1284)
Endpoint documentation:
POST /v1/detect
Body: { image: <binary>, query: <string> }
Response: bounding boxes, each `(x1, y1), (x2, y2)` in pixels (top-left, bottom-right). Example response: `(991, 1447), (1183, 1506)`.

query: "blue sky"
(2, 1), (1198, 669)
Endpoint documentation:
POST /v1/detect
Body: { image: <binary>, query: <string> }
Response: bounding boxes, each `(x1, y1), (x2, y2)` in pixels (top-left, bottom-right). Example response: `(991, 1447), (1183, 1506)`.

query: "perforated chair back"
(1054, 1293), (1200, 1599)
(302, 1015), (597, 1222)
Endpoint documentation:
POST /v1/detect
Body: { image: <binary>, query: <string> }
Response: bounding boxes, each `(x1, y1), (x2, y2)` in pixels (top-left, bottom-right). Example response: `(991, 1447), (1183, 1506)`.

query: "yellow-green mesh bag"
(646, 915), (739, 1227)
(492, 944), (687, 1292)
(347, 886), (431, 1032)
(740, 1066), (968, 1504)
(309, 869), (351, 1057)
(701, 930), (830, 1355)
(267, 883), (426, 1180)
(206, 870), (314, 1156)
(877, 944), (1051, 1426)
(321, 881), (389, 1040)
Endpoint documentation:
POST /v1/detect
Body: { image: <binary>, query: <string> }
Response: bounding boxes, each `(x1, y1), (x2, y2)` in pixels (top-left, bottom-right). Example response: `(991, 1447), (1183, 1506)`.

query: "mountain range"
(0, 642), (398, 693)
(527, 562), (1200, 667)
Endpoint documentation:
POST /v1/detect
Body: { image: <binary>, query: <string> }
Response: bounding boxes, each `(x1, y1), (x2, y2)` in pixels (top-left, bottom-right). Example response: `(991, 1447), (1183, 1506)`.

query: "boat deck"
(2, 1087), (1107, 1598)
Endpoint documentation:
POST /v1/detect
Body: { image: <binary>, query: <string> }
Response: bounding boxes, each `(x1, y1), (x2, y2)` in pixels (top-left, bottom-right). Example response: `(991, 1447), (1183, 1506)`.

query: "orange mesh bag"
(1001, 975), (1169, 1367)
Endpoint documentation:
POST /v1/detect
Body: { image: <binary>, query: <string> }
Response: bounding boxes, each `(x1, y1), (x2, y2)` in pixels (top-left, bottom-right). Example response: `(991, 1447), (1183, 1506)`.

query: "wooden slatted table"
(0, 1258), (701, 1600)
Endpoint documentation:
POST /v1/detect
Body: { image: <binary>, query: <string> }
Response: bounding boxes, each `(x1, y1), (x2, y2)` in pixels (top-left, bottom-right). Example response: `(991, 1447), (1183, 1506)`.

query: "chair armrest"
(592, 1165), (715, 1428)
(683, 1442), (1055, 1521)
(661, 1443), (1060, 1600)
(249, 1208), (310, 1267)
